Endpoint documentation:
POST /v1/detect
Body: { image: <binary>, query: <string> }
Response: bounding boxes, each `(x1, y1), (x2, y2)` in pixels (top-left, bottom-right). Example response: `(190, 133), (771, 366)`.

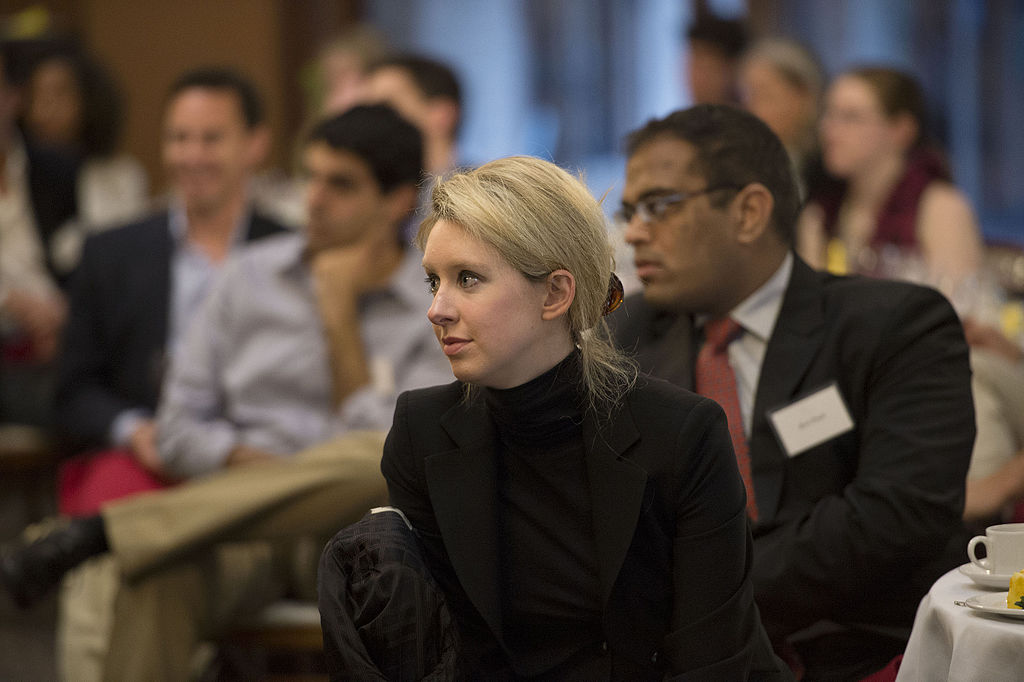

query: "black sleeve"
(55, 236), (137, 446)
(664, 399), (791, 680)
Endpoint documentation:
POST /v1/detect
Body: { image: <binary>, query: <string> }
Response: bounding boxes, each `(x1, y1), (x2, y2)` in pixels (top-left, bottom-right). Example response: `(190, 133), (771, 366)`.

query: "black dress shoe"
(0, 517), (106, 609)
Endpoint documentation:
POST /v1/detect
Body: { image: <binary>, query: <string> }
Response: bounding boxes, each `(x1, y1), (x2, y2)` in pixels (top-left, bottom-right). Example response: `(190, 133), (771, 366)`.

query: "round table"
(896, 565), (1024, 681)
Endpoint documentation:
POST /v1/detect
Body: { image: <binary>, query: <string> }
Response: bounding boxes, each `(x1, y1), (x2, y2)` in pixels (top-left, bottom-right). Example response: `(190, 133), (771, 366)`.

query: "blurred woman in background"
(21, 46), (148, 272)
(797, 65), (982, 291)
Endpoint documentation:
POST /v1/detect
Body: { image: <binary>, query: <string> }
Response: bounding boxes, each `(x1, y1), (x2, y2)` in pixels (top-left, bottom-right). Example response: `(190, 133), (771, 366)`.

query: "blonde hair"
(417, 156), (636, 410)
(741, 38), (824, 161)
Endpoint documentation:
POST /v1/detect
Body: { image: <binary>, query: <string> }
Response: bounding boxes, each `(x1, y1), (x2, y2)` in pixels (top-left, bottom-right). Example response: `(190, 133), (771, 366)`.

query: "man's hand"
(128, 419), (171, 478)
(963, 317), (1023, 364)
(964, 451), (1024, 521)
(310, 239), (402, 307)
(3, 289), (67, 363)
(308, 240), (401, 407)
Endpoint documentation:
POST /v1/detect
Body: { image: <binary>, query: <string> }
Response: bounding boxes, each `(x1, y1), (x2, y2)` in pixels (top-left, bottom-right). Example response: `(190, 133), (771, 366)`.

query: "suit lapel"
(583, 402), (645, 605)
(142, 215), (174, 391)
(641, 305), (698, 391)
(426, 394), (505, 643)
(750, 256), (826, 521)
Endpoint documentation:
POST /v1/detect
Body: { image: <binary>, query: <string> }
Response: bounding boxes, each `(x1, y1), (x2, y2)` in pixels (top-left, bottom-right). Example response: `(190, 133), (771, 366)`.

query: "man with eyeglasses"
(611, 105), (974, 681)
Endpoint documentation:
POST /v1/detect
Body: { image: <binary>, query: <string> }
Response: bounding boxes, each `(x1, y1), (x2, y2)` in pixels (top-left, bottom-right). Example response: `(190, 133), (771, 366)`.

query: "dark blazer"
(55, 210), (286, 449)
(24, 138), (80, 286)
(611, 255), (975, 637)
(381, 377), (790, 680)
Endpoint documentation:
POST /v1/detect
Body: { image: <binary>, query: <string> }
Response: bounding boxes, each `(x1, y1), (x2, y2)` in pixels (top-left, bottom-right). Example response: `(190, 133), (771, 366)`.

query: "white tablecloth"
(896, 566), (1024, 681)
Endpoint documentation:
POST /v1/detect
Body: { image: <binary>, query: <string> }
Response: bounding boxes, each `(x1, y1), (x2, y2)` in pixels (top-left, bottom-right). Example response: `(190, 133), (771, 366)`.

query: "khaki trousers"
(57, 431), (388, 682)
(58, 556), (118, 682)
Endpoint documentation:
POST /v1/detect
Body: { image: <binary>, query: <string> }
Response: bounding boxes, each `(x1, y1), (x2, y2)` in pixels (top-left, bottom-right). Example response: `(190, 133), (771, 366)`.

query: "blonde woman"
(319, 157), (787, 679)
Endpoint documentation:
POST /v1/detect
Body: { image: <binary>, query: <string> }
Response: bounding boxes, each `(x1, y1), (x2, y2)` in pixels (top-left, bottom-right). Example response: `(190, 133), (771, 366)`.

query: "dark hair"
(845, 65), (927, 148)
(368, 54), (461, 108)
(685, 13), (748, 59)
(166, 67), (264, 128)
(25, 49), (124, 157)
(626, 104), (800, 245)
(306, 104), (423, 192)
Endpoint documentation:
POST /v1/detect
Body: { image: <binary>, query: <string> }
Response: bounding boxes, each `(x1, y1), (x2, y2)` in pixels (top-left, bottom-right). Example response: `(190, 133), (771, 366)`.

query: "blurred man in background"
(365, 53), (462, 176)
(683, 11), (747, 105)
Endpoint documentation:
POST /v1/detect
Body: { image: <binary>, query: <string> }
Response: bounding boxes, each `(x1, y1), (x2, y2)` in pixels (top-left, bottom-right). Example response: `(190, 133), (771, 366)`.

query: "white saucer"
(959, 562), (1014, 589)
(963, 592), (1024, 620)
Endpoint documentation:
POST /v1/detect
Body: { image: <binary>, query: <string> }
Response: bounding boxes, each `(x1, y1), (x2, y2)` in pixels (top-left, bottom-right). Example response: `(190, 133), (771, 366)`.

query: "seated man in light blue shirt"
(2, 105), (454, 681)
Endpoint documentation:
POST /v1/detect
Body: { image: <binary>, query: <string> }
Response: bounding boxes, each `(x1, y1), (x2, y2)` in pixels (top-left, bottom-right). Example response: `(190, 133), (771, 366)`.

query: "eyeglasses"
(614, 185), (742, 226)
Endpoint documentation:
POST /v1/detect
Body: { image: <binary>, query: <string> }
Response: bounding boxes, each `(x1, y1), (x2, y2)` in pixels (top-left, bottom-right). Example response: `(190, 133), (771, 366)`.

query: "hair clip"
(602, 272), (624, 316)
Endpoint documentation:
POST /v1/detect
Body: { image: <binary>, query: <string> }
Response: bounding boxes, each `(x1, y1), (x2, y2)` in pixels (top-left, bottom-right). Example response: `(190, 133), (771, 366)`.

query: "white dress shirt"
(700, 252), (792, 436)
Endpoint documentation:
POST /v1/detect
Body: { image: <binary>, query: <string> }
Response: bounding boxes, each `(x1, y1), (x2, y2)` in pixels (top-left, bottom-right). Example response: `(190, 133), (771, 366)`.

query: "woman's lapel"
(583, 402), (646, 606)
(426, 394), (505, 643)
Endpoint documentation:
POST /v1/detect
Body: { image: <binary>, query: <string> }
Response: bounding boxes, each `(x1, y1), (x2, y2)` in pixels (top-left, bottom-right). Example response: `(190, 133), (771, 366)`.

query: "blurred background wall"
(0, 0), (1020, 243)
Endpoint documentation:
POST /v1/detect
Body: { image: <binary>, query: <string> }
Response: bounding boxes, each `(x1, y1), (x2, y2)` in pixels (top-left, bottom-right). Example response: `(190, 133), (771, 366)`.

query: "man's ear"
(246, 124), (272, 169)
(731, 183), (775, 245)
(384, 183), (419, 224)
(425, 98), (459, 142)
(541, 269), (575, 321)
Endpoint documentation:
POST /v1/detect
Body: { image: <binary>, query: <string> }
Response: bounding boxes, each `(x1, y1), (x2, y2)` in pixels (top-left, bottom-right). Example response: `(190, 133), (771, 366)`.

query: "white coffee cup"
(967, 523), (1024, 575)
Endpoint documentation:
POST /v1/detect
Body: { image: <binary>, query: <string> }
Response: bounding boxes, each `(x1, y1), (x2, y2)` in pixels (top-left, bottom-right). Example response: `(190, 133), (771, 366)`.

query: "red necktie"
(695, 317), (758, 521)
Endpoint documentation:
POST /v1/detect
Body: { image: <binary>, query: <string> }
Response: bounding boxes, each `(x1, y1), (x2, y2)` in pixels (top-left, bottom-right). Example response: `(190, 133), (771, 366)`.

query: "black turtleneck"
(483, 352), (605, 677)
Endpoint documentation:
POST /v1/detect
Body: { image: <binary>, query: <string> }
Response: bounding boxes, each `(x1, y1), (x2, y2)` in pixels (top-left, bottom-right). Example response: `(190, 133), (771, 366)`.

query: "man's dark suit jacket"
(55, 210), (287, 450)
(382, 378), (790, 680)
(611, 254), (975, 639)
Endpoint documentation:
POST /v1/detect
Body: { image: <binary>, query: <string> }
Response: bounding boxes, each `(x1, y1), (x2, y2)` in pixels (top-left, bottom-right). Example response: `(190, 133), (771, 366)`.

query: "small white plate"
(958, 562), (1014, 589)
(963, 592), (1024, 620)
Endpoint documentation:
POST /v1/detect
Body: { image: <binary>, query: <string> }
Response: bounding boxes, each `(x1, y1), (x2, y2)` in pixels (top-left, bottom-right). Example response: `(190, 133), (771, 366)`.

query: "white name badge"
(767, 382), (854, 458)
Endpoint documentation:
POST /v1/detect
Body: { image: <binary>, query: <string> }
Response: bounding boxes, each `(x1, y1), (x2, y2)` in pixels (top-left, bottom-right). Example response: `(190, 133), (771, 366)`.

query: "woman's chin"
(449, 362), (477, 384)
